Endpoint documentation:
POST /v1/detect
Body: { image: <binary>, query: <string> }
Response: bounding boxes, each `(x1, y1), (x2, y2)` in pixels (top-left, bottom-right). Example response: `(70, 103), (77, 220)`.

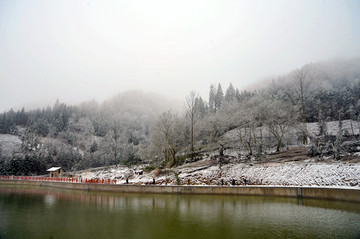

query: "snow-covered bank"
(76, 157), (360, 188)
(196, 161), (360, 187)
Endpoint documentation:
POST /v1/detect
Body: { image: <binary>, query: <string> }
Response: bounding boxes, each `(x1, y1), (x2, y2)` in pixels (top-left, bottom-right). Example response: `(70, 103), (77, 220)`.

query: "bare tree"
(236, 122), (255, 155)
(147, 110), (184, 166)
(157, 111), (177, 164)
(196, 113), (224, 144)
(286, 64), (312, 144)
(186, 91), (198, 158)
(347, 105), (356, 137)
(236, 108), (257, 156)
(264, 100), (293, 152)
(235, 96), (266, 156)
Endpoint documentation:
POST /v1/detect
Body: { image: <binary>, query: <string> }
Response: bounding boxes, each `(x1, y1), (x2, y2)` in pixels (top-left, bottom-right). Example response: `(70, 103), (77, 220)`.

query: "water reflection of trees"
(1, 186), (359, 215)
(1, 186), (360, 239)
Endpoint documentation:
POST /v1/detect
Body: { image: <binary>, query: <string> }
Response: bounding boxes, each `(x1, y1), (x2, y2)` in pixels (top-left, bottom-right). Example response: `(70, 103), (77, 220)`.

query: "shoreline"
(1, 179), (359, 203)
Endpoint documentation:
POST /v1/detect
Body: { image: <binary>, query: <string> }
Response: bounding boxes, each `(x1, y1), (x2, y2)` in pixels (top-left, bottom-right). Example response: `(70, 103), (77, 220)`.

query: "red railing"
(0, 175), (116, 184)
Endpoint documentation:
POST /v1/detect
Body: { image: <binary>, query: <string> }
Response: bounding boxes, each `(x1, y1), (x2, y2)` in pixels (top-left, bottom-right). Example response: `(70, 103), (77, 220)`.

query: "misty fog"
(0, 0), (359, 112)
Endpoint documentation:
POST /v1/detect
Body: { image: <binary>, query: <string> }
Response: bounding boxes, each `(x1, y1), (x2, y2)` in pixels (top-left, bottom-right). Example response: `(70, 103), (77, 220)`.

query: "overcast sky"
(0, 0), (359, 112)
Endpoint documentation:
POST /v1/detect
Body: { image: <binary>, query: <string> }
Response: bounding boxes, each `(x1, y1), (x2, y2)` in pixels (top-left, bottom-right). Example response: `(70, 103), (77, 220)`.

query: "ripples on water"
(0, 185), (359, 239)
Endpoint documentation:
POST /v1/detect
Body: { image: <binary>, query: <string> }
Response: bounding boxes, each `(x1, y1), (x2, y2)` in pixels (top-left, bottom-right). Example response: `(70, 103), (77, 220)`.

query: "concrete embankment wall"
(1, 180), (359, 203)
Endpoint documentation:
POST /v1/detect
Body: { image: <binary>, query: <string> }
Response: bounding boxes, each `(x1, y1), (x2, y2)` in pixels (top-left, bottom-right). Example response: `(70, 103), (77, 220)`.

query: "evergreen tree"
(215, 83), (224, 112)
(209, 84), (216, 113)
(0, 114), (4, 133)
(225, 83), (236, 103)
(235, 88), (241, 102)
(195, 96), (206, 119)
(14, 108), (28, 126)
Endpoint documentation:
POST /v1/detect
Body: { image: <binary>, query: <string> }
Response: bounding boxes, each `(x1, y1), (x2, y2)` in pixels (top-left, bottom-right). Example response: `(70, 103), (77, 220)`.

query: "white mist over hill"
(0, 0), (360, 112)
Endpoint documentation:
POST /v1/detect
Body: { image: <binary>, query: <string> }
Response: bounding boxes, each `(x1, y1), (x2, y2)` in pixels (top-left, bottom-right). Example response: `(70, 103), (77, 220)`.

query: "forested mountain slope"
(0, 91), (179, 175)
(0, 58), (359, 176)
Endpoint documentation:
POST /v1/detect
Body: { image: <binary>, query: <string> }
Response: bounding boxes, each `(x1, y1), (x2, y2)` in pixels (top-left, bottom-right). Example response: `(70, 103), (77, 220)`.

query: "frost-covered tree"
(195, 113), (225, 145)
(146, 111), (185, 166)
(285, 64), (312, 144)
(264, 100), (293, 152)
(225, 83), (236, 103)
(236, 105), (258, 156)
(215, 83), (224, 112)
(317, 107), (327, 138)
(338, 107), (344, 130)
(333, 131), (343, 160)
(194, 96), (207, 119)
(107, 121), (122, 166)
(186, 91), (198, 156)
(209, 84), (216, 113)
(235, 88), (241, 102)
(347, 105), (356, 136)
(32, 117), (50, 136)
(236, 123), (255, 155)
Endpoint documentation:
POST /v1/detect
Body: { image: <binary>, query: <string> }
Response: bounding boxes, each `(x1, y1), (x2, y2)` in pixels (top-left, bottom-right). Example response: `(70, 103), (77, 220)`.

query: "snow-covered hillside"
(76, 149), (360, 188)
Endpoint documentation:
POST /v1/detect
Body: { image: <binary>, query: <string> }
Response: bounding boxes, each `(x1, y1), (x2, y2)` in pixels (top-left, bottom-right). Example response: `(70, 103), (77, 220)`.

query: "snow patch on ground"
(307, 120), (360, 136)
(221, 161), (360, 187)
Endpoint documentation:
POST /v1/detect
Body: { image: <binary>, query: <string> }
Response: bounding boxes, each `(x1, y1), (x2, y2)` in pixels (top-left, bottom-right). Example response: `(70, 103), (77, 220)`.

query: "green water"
(0, 185), (360, 239)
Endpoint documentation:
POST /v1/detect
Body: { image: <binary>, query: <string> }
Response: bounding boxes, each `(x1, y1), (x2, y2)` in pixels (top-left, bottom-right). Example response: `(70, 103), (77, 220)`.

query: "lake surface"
(0, 185), (360, 239)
